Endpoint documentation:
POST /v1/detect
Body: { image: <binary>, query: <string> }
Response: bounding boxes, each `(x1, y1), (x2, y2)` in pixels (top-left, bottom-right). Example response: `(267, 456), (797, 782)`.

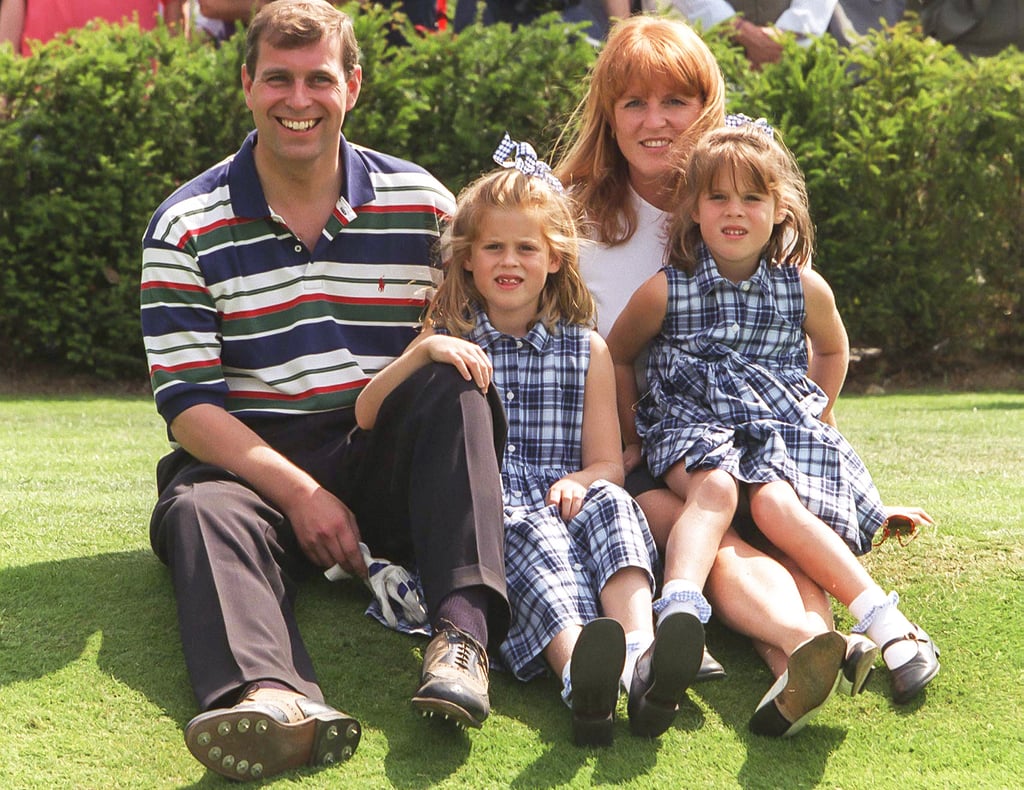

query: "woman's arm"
(801, 266), (849, 425)
(546, 332), (624, 521)
(606, 272), (668, 466)
(354, 330), (492, 430)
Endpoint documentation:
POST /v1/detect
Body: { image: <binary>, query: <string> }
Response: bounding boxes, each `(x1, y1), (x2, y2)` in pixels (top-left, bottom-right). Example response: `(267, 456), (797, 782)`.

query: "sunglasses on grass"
(872, 514), (921, 548)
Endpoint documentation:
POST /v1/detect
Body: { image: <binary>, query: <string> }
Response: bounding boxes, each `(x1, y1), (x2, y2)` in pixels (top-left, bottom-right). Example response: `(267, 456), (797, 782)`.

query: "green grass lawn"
(1, 391), (1022, 788)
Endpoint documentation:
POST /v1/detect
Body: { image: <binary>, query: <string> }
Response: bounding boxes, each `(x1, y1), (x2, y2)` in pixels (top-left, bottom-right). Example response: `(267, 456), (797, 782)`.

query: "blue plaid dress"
(637, 246), (887, 555)
(465, 309), (658, 681)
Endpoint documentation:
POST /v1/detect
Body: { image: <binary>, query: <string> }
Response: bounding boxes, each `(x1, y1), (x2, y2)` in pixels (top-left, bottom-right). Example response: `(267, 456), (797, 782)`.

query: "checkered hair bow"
(492, 132), (564, 193)
(725, 113), (775, 138)
(325, 542), (428, 629)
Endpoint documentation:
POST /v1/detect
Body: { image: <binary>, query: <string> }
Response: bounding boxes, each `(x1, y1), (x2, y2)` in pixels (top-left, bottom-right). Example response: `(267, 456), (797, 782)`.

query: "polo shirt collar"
(227, 131), (376, 218)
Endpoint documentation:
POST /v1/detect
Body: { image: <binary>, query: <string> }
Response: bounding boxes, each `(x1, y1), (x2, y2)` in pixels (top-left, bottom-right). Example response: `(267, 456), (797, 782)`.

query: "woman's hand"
(884, 505), (934, 528)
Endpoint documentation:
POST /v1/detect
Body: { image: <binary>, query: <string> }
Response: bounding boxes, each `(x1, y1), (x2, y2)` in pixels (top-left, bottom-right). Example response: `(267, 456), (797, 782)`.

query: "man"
(650, 0), (840, 68)
(140, 1), (509, 781)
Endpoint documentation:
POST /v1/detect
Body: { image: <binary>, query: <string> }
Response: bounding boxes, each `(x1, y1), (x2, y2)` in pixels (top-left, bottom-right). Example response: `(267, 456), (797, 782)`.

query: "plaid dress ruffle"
(466, 311), (657, 681)
(637, 247), (886, 555)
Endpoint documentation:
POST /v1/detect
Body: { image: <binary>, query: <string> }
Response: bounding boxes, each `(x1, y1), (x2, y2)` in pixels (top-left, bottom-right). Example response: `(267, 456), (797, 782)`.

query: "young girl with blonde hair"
(357, 136), (704, 746)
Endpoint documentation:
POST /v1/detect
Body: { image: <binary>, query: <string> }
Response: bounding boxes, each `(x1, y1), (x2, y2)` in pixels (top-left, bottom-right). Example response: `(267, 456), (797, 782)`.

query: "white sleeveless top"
(580, 188), (670, 338)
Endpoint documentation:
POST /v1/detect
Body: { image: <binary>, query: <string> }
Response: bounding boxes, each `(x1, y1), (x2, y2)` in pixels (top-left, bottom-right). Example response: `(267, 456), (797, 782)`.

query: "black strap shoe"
(412, 624), (490, 729)
(696, 646), (727, 681)
(883, 625), (940, 704)
(628, 611), (704, 738)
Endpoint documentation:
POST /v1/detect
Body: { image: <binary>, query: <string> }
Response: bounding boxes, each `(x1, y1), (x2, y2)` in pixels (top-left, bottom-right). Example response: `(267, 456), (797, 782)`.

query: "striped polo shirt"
(140, 131), (456, 429)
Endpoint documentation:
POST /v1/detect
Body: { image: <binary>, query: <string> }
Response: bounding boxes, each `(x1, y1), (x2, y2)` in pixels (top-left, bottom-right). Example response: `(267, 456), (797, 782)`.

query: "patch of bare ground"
(0, 361), (151, 397)
(844, 351), (1024, 394)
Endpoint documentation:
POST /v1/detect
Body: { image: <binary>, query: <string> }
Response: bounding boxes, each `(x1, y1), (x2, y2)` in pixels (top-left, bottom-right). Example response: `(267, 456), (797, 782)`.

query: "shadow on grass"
(0, 549), (495, 786)
(0, 551), (852, 787)
(0, 549), (194, 721)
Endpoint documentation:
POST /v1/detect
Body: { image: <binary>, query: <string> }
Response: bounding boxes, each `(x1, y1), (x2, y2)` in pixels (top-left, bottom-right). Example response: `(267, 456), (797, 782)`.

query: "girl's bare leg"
(748, 481), (876, 607)
(660, 466), (737, 587)
(638, 487), (832, 674)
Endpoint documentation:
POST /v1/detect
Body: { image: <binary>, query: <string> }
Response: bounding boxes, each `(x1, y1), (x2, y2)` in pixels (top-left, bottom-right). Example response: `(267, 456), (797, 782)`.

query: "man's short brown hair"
(245, 0), (360, 79)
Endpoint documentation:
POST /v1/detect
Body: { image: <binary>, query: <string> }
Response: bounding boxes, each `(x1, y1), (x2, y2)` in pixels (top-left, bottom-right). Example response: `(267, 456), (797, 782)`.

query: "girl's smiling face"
(465, 208), (560, 337)
(693, 167), (787, 280)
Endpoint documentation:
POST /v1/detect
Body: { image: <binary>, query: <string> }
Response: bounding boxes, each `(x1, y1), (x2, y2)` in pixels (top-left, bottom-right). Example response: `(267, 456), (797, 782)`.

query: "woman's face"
(611, 79), (704, 205)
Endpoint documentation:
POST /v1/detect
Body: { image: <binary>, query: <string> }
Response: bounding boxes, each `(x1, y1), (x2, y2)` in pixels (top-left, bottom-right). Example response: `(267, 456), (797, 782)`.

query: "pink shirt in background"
(21, 1), (166, 55)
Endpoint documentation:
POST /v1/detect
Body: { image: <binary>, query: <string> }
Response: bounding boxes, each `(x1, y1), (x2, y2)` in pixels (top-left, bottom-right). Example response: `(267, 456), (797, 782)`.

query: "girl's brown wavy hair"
(667, 124), (815, 275)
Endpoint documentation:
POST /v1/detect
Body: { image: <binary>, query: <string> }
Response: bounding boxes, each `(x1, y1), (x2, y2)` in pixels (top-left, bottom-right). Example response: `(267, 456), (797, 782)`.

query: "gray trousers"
(150, 363), (509, 710)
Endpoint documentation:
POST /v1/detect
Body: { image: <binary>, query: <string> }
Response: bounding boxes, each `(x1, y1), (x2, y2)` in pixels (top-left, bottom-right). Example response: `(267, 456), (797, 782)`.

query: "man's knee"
(385, 362), (505, 446)
(152, 478), (268, 561)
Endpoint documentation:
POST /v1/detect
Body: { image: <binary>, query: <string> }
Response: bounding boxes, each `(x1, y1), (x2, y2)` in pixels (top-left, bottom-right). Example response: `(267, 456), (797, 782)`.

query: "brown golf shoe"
(412, 624), (490, 729)
(184, 688), (360, 781)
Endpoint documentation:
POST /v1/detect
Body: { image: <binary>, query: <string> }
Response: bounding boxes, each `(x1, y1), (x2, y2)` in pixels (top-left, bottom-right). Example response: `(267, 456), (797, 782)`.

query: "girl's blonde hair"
(667, 124), (815, 274)
(427, 168), (595, 337)
(553, 15), (726, 245)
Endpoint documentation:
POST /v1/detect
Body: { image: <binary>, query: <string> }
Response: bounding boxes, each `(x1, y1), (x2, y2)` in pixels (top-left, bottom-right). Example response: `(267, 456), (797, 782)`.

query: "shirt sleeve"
(669, 0), (738, 29)
(775, 0), (839, 37)
(140, 219), (229, 427)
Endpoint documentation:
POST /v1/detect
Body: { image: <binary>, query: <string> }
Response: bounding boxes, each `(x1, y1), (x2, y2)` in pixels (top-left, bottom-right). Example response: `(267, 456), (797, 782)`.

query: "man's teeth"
(281, 119), (317, 131)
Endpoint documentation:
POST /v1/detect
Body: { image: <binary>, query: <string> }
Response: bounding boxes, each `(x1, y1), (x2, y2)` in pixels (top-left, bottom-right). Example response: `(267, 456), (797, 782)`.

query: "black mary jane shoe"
(628, 611), (704, 738)
(569, 618), (626, 747)
(883, 625), (940, 705)
(748, 631), (845, 738)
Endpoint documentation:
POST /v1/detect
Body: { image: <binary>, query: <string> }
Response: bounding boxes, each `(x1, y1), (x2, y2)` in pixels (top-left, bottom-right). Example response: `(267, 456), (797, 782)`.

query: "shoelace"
(451, 636), (473, 671)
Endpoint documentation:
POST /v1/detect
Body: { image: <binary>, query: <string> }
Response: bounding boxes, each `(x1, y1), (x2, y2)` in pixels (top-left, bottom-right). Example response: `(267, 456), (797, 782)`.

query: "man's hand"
(169, 403), (369, 577)
(286, 485), (368, 577)
(733, 18), (784, 69)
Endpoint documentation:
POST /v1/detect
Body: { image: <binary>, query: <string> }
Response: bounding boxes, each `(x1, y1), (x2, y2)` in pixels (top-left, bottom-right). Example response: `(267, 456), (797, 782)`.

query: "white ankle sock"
(655, 579), (711, 625)
(850, 588), (917, 668)
(622, 630), (654, 692)
(560, 660), (573, 708)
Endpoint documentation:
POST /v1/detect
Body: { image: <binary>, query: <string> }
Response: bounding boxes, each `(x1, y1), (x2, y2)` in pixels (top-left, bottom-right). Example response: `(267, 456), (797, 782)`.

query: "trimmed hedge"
(0, 8), (1020, 379)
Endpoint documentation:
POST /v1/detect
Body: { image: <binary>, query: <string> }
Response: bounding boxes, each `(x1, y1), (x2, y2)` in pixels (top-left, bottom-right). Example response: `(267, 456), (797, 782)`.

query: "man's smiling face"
(242, 34), (361, 171)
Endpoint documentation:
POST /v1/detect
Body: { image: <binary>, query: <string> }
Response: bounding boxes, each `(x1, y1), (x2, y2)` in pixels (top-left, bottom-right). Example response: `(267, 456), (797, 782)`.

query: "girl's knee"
(689, 468), (740, 511)
(748, 481), (799, 524)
